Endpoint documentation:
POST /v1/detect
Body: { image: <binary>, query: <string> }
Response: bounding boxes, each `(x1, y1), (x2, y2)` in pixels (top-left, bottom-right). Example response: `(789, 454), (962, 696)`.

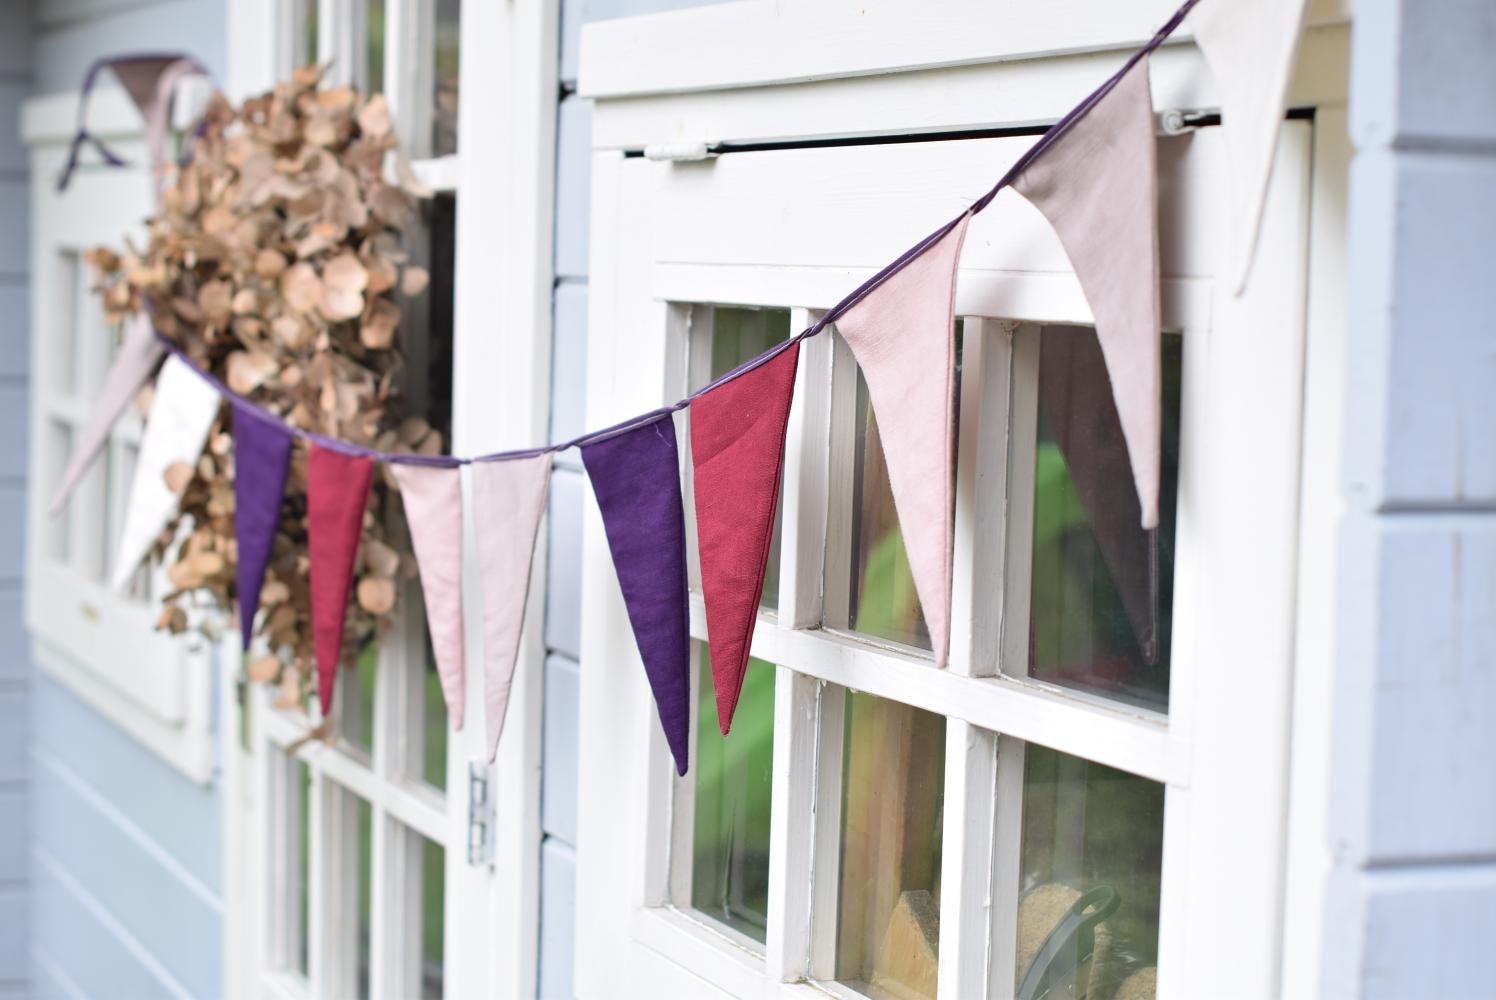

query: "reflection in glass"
(432, 0), (460, 156)
(423, 636), (448, 791)
(356, 797), (373, 1000)
(699, 306), (791, 610)
(1028, 328), (1182, 712)
(690, 646), (775, 941)
(344, 642), (378, 757)
(363, 0), (385, 93)
(836, 692), (946, 999)
(295, 761), (311, 978)
(299, 0), (319, 67)
(419, 834), (446, 998)
(1015, 746), (1164, 1000)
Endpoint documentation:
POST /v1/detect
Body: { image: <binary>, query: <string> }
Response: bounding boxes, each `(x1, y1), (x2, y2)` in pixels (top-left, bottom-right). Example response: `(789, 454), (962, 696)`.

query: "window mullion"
(987, 735), (1027, 998)
(315, 0), (351, 85)
(763, 666), (821, 981)
(999, 325), (1041, 679)
(777, 308), (829, 629)
(935, 720), (999, 1000)
(806, 682), (846, 983)
(369, 809), (421, 1000)
(308, 769), (357, 998)
(821, 332), (860, 631)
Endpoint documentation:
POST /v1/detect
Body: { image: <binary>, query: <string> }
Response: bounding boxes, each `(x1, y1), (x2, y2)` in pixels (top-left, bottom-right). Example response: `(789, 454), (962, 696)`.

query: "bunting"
(307, 445), (374, 716)
(581, 416), (691, 775)
(49, 313), (164, 514)
(472, 454), (551, 761)
(690, 343), (800, 734)
(110, 354), (221, 590)
(232, 401), (292, 648)
(1013, 58), (1163, 529)
(1190, 0), (1311, 292)
(835, 215), (970, 667)
(391, 464), (467, 729)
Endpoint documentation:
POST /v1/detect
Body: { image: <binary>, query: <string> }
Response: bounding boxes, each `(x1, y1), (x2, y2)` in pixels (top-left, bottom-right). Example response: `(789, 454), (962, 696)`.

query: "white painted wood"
(577, 8), (1333, 997)
(764, 668), (821, 981)
(22, 105), (214, 784)
(578, 0), (1350, 100)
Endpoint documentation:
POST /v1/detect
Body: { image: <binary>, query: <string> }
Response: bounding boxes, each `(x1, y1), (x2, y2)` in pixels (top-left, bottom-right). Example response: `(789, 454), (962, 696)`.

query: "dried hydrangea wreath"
(87, 65), (435, 709)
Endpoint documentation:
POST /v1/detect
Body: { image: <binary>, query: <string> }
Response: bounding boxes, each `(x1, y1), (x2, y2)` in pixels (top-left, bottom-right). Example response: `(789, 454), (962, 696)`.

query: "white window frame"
(222, 1), (559, 998)
(21, 88), (216, 783)
(575, 3), (1352, 999)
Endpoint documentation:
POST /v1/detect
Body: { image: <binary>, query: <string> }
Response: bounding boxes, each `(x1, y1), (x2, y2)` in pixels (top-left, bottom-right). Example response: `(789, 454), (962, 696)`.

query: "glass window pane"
(356, 797), (373, 1000)
(343, 643), (378, 757)
(1015, 746), (1164, 1000)
(297, 0), (319, 67)
(432, 0), (460, 156)
(422, 637), (448, 791)
(690, 645), (775, 941)
(695, 306), (791, 611)
(362, 0), (385, 94)
(1026, 327), (1182, 712)
(836, 692), (946, 999)
(419, 834), (445, 998)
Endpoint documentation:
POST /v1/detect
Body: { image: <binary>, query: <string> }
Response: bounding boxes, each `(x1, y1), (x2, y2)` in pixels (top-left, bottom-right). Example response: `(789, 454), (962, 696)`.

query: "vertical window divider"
(821, 331), (860, 631)
(988, 734), (1028, 996)
(308, 768), (352, 998)
(1000, 325), (1041, 680)
(806, 681), (846, 984)
(778, 309), (830, 631)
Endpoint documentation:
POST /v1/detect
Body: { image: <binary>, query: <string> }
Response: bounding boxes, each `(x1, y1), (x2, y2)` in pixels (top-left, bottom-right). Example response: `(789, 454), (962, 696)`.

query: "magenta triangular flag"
(233, 402), (292, 650)
(308, 445), (374, 717)
(835, 215), (970, 667)
(690, 343), (799, 734)
(472, 454), (551, 761)
(392, 464), (467, 730)
(49, 313), (164, 515)
(581, 416), (691, 775)
(1013, 57), (1162, 529)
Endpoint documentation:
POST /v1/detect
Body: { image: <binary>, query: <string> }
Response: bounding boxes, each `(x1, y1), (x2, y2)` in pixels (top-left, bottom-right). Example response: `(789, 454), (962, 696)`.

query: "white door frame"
(222, 1), (558, 997)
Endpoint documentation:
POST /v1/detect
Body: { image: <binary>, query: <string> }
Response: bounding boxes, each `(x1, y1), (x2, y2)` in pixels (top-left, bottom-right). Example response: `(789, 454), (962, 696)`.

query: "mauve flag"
(835, 214), (970, 668)
(1190, 0), (1311, 292)
(308, 445), (374, 717)
(472, 454), (551, 761)
(581, 415), (691, 775)
(690, 342), (799, 734)
(50, 313), (164, 515)
(110, 353), (221, 591)
(232, 402), (292, 649)
(391, 464), (468, 729)
(1013, 57), (1162, 529)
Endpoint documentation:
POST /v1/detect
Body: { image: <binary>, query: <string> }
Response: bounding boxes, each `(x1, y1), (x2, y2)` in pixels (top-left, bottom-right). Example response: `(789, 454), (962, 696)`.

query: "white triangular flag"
(471, 454), (550, 761)
(1191, 0), (1311, 293)
(1013, 58), (1162, 528)
(111, 355), (221, 590)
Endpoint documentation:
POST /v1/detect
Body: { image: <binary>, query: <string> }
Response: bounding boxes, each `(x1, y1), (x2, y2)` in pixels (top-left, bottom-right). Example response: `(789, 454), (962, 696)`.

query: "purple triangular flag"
(581, 415), (691, 776)
(233, 403), (292, 650)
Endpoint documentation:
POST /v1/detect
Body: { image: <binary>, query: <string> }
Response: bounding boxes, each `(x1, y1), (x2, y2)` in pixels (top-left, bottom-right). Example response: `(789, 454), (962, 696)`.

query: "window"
(23, 86), (215, 781)
(576, 19), (1320, 993)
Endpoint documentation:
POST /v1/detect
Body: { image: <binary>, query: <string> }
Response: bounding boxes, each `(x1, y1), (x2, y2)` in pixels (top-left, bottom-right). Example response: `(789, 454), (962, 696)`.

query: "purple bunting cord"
(157, 0), (1203, 469)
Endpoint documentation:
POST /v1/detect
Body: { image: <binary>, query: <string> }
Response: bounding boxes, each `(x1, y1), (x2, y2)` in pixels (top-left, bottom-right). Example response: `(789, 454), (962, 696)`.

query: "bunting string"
(152, 0), (1204, 470)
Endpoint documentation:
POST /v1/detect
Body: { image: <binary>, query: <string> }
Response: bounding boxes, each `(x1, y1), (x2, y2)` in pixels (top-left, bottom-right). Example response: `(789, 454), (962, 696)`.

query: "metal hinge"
(467, 761), (495, 867)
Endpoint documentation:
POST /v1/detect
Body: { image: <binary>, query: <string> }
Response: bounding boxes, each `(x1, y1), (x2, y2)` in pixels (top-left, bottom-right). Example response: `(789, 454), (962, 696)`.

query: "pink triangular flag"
(391, 464), (467, 730)
(49, 313), (164, 515)
(835, 215), (970, 666)
(472, 455), (551, 761)
(1013, 57), (1162, 529)
(1191, 0), (1311, 293)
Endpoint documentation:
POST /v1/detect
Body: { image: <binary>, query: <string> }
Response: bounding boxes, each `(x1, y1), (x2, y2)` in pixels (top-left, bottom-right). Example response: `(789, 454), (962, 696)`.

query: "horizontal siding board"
(0, 888), (22, 981)
(541, 655), (579, 844)
(0, 689), (24, 785)
(0, 594), (27, 680)
(0, 182), (25, 278)
(544, 469), (584, 661)
(0, 387), (28, 480)
(33, 855), (189, 1000)
(538, 838), (577, 1000)
(0, 287), (28, 379)
(31, 674), (220, 891)
(0, 487), (22, 571)
(0, 789), (25, 883)
(32, 760), (219, 998)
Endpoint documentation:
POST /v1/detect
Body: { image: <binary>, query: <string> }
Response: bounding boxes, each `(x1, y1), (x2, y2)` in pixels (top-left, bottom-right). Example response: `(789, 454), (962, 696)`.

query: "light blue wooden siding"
(0, 5), (30, 995)
(539, 0), (735, 994)
(19, 4), (228, 998)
